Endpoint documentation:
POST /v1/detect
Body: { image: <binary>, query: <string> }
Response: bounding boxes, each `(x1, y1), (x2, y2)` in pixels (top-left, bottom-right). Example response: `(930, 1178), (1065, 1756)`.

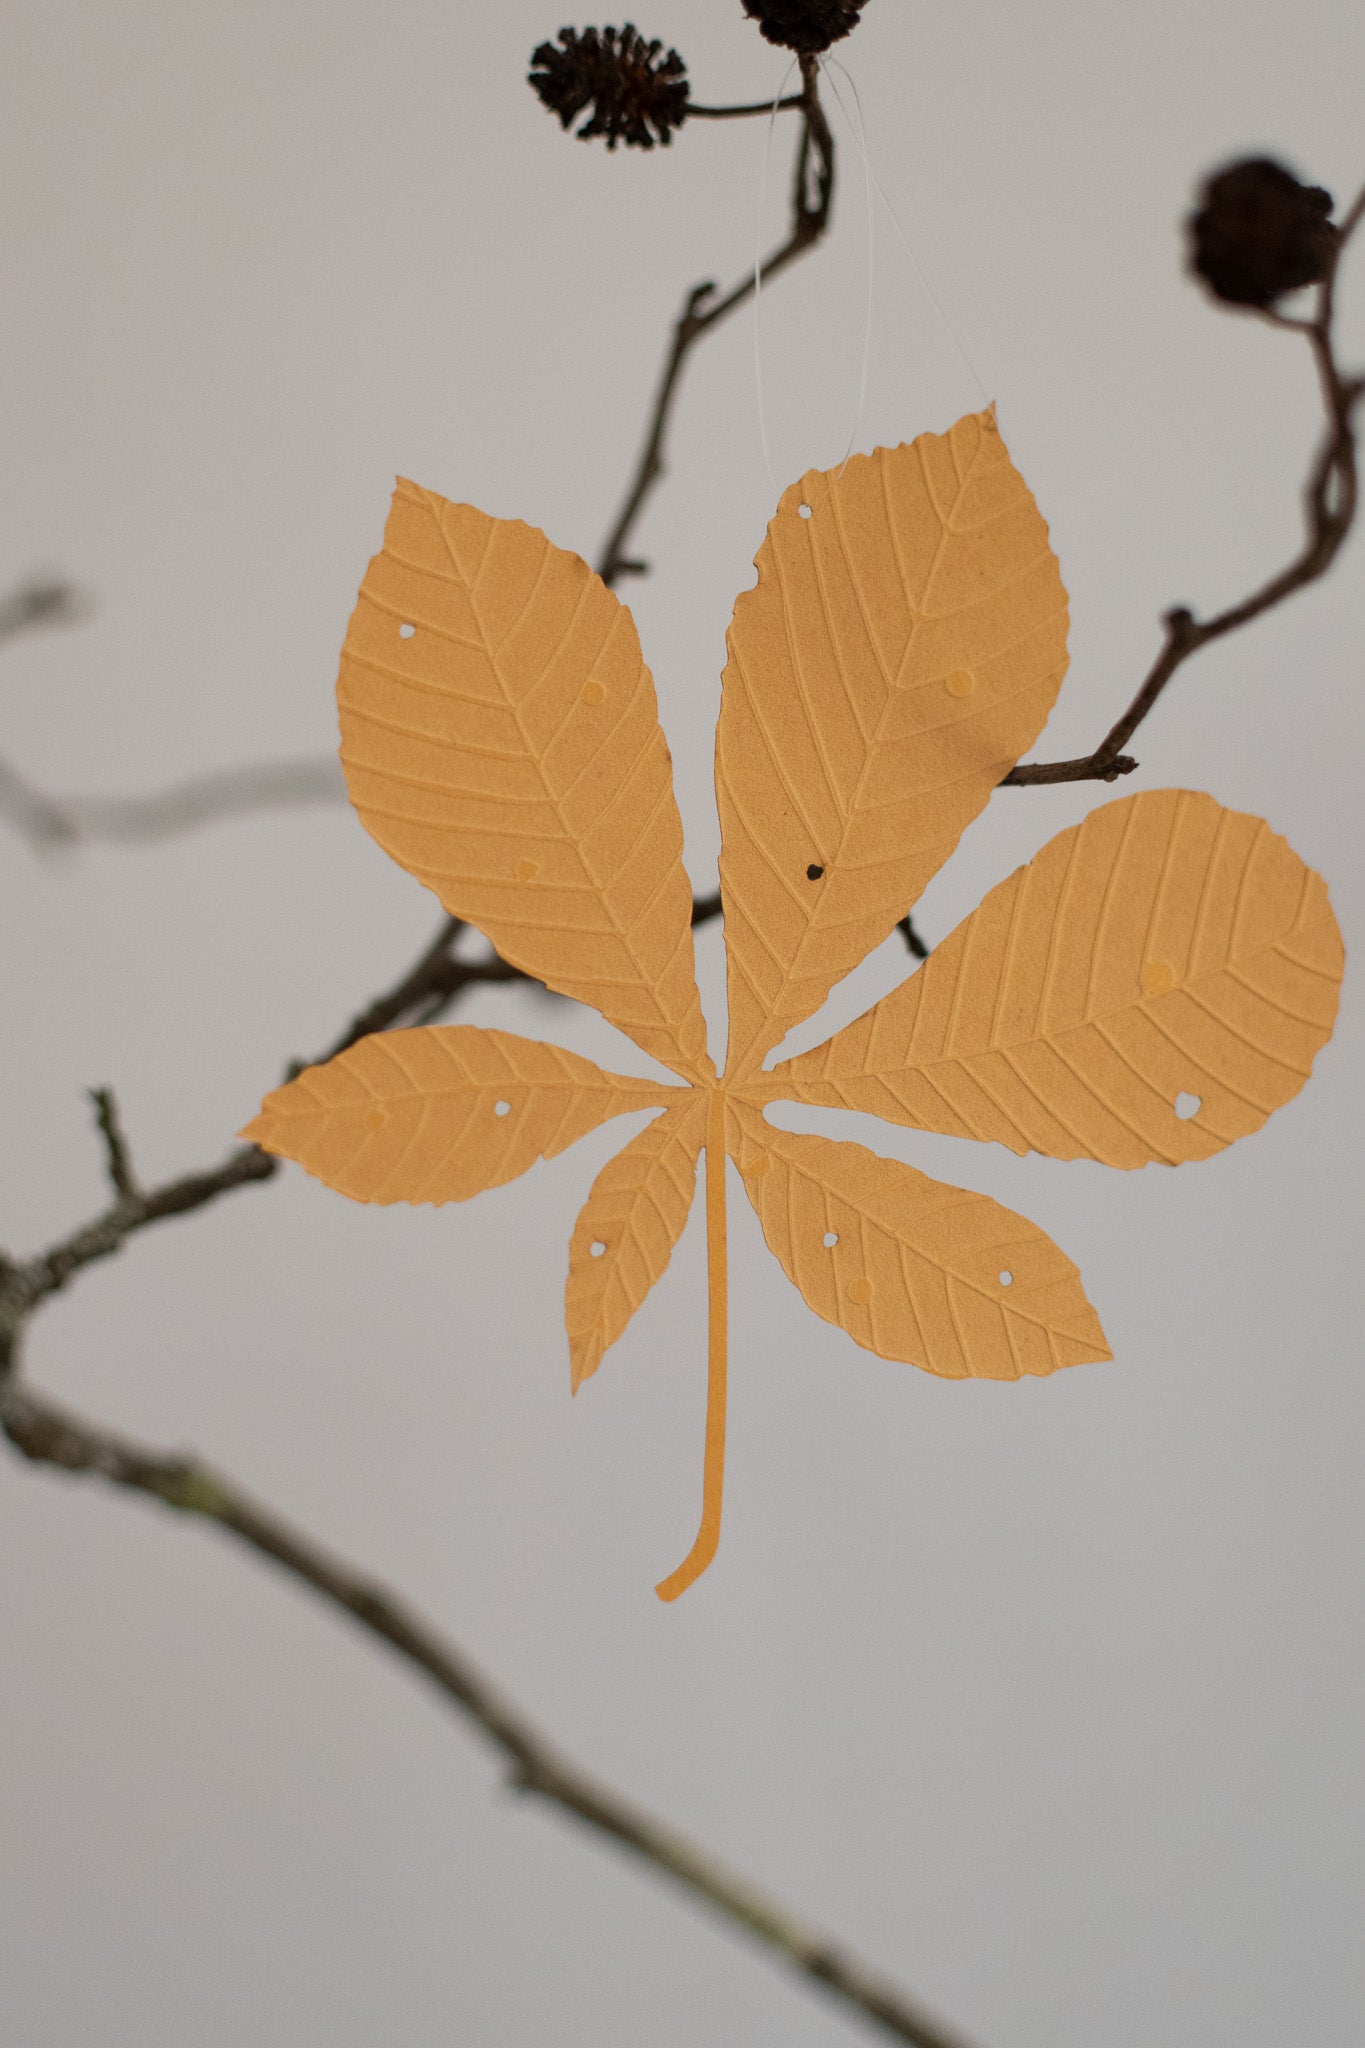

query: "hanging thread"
(752, 59), (800, 492)
(820, 56), (990, 410)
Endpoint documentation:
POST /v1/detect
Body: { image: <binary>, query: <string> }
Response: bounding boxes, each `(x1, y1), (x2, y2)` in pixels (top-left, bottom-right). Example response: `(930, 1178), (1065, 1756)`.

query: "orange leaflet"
(246, 411), (1343, 1599)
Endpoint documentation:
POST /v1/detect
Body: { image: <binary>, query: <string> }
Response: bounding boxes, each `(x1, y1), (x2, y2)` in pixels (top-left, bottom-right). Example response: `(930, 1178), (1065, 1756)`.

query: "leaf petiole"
(655, 1089), (729, 1601)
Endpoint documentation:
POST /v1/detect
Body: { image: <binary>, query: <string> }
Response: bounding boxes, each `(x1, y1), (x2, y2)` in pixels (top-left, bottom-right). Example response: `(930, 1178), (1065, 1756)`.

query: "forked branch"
(1006, 183), (1364, 786)
(0, 1364), (975, 2048)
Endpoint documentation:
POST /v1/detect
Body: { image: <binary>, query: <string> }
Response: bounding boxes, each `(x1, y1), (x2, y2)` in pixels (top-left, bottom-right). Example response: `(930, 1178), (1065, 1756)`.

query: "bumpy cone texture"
(741, 0), (870, 52)
(528, 24), (689, 150)
(1189, 157), (1337, 308)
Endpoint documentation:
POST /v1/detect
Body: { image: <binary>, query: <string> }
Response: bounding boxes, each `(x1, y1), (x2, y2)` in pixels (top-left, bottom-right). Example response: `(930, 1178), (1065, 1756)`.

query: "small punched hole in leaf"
(807, 863), (824, 881)
(590, 1240), (607, 1258)
(494, 1100), (511, 1118)
(798, 502), (812, 519)
(1174, 1091), (1202, 1120)
(999, 1269), (1013, 1288)
(398, 622), (416, 639)
(822, 1231), (839, 1249)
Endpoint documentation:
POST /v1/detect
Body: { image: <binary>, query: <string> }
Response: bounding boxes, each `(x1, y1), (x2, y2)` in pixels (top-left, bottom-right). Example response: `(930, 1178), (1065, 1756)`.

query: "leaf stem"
(655, 1089), (729, 1601)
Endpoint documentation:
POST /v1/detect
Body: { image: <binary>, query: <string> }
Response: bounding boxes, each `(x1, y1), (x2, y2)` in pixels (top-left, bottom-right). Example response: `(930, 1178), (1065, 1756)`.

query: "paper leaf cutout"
(716, 410), (1069, 1081)
(337, 480), (713, 1083)
(768, 790), (1343, 1167)
(567, 1095), (706, 1390)
(249, 416), (1344, 1597)
(245, 1026), (678, 1204)
(730, 1108), (1110, 1378)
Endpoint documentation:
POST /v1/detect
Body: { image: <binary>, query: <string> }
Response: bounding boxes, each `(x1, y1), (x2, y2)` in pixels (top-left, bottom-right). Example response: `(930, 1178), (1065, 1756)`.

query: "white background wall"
(1, 3), (1361, 2043)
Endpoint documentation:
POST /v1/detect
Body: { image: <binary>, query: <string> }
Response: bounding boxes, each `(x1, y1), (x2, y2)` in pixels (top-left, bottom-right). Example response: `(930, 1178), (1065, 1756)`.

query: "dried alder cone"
(1189, 157), (1338, 308)
(742, 0), (871, 52)
(247, 412), (1343, 1599)
(528, 25), (689, 150)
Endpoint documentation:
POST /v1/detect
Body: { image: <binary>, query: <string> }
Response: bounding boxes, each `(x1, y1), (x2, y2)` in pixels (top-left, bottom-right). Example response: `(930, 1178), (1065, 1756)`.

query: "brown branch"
(0, 753), (349, 852)
(1005, 179), (1365, 787)
(88, 1088), (140, 1202)
(695, 891), (930, 958)
(0, 58), (964, 2046)
(0, 909), (551, 1318)
(0, 1367), (978, 2048)
(688, 95), (805, 120)
(318, 917), (538, 1062)
(897, 915), (930, 962)
(5, 1140), (278, 1319)
(0, 578), (85, 643)
(596, 54), (835, 590)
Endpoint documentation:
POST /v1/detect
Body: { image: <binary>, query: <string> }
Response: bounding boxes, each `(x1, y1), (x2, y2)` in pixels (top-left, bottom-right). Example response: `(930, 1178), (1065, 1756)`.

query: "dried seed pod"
(1188, 157), (1338, 309)
(741, 0), (871, 54)
(528, 24), (689, 151)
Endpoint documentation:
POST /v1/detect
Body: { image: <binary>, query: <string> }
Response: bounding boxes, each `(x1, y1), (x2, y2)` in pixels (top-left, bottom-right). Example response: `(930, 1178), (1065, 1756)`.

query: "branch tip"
(88, 1086), (140, 1202)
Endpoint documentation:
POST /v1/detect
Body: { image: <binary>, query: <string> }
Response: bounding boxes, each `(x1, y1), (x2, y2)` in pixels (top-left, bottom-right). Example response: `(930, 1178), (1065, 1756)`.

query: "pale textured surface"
(2, 2), (1363, 2045)
(770, 790), (1344, 1166)
(730, 1106), (1109, 1378)
(567, 1095), (705, 1389)
(340, 482), (712, 1083)
(246, 1026), (676, 1204)
(717, 414), (1068, 1079)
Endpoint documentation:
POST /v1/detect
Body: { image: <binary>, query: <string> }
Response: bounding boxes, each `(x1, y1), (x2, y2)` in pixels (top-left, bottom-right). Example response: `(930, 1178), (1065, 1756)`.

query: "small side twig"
(88, 1088), (140, 1202)
(1006, 180), (1364, 787)
(3, 914), (539, 1316)
(7, 1143), (277, 1318)
(0, 1368), (978, 2048)
(596, 54), (835, 590)
(897, 915), (930, 961)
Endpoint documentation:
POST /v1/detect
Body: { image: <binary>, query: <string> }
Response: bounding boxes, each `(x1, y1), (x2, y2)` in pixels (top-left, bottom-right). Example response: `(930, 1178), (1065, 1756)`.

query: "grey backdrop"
(1, 3), (1362, 2044)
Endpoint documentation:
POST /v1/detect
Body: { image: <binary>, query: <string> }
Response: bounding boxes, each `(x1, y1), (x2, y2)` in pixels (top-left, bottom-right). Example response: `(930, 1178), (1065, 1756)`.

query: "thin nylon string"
(821, 56), (990, 411)
(753, 61), (876, 483)
(752, 59), (799, 492)
(825, 54), (877, 474)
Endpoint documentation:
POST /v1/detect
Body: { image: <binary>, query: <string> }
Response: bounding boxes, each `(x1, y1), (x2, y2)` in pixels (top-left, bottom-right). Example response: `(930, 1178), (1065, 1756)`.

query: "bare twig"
(596, 55), (835, 589)
(88, 1088), (140, 1202)
(6, 1142), (278, 1319)
(0, 1367), (977, 2048)
(1006, 182), (1365, 787)
(0, 54), (961, 2043)
(318, 917), (539, 1062)
(0, 753), (348, 853)
(688, 94), (805, 120)
(0, 756), (84, 846)
(0, 578), (85, 643)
